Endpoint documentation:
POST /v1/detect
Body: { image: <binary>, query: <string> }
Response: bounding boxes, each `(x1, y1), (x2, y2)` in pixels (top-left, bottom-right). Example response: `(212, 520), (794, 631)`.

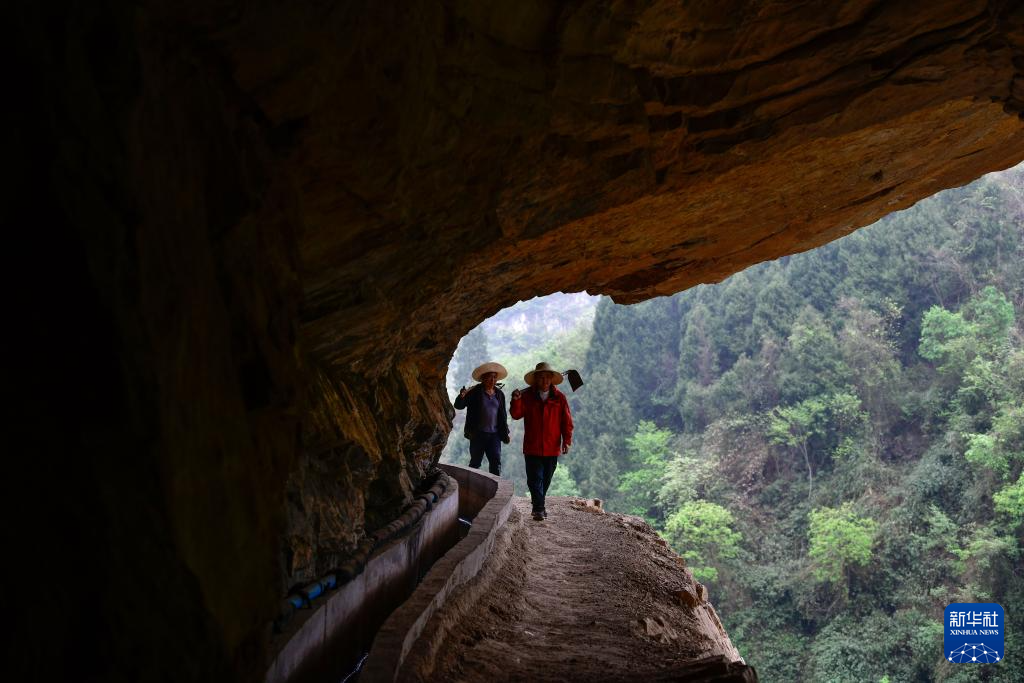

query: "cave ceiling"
(213, 0), (1024, 378)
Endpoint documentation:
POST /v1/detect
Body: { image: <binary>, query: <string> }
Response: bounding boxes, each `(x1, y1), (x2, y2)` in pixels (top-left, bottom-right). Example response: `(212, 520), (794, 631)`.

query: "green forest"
(446, 167), (1024, 681)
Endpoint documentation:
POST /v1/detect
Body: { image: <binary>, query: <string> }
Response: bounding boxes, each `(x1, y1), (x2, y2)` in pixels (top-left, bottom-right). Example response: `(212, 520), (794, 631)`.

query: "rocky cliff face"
(9, 1), (1024, 680)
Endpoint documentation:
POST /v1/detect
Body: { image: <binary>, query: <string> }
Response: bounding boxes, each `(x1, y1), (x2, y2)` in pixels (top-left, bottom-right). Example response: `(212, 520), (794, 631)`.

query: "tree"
(658, 448), (709, 512)
(994, 474), (1024, 526)
(778, 307), (849, 403)
(963, 433), (1009, 478)
(950, 523), (1016, 588)
(918, 287), (1014, 376)
(450, 325), (490, 388)
(918, 306), (975, 374)
(575, 433), (622, 505)
(768, 398), (827, 499)
(688, 354), (777, 425)
(751, 272), (802, 344)
(717, 271), (758, 365)
(572, 360), (636, 459)
(808, 503), (877, 584)
(547, 463), (582, 497)
(837, 298), (901, 425)
(618, 421), (674, 522)
(679, 302), (720, 387)
(962, 285), (1015, 351)
(664, 500), (743, 583)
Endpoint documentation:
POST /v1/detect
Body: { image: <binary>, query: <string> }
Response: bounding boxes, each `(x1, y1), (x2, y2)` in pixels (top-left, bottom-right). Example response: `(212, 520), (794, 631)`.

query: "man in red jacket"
(509, 362), (574, 521)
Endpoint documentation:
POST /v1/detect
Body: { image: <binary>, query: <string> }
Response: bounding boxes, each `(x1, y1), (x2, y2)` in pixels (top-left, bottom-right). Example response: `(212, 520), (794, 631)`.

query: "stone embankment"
(408, 497), (756, 682)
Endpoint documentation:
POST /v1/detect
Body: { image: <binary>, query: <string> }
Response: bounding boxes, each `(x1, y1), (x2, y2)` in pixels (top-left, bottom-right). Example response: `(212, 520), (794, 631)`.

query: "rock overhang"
(218, 0), (1024, 621)
(214, 0), (1024, 377)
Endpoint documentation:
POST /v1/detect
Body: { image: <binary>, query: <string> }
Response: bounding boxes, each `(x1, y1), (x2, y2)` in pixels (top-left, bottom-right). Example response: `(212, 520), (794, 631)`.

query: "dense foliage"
(565, 167), (1024, 681)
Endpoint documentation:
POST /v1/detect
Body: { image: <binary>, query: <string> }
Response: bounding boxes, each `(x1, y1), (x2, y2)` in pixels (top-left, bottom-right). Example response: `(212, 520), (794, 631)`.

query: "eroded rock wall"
(10, 3), (303, 679)
(287, 359), (449, 585)
(227, 0), (1024, 369)
(234, 0), (1024, 596)
(9, 1), (1024, 680)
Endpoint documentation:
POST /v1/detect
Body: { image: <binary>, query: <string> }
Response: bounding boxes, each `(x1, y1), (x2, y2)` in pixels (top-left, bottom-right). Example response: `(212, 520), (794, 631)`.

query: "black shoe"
(542, 509), (548, 518)
(532, 512), (544, 521)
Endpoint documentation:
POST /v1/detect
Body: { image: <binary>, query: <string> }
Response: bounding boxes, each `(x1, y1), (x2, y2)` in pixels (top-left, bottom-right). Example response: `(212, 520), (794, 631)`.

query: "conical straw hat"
(524, 361), (563, 385)
(472, 362), (508, 381)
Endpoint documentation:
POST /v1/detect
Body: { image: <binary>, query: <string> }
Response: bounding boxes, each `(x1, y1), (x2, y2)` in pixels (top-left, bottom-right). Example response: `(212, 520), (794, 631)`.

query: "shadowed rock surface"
(7, 1), (1024, 680)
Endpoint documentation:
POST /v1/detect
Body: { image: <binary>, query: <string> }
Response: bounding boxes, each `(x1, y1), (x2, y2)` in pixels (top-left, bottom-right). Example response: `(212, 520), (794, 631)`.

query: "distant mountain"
(481, 292), (600, 357)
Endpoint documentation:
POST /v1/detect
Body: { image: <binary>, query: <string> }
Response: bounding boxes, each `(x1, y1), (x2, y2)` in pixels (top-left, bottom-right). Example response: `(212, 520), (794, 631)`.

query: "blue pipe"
(274, 477), (450, 632)
(301, 582), (323, 602)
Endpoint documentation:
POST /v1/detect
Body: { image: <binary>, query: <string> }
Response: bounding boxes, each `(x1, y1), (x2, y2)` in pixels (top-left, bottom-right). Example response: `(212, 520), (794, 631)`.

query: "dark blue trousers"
(469, 432), (502, 476)
(524, 455), (558, 513)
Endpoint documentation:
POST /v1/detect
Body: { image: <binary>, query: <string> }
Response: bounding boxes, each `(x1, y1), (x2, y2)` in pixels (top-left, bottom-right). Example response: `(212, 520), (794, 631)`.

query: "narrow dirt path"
(425, 497), (753, 682)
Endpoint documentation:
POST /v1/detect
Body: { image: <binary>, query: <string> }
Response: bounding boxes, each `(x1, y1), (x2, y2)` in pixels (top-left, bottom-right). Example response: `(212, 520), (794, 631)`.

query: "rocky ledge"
(423, 497), (756, 682)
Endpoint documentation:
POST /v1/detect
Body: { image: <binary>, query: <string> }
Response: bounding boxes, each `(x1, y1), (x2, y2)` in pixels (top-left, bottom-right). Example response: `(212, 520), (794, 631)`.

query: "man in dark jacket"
(453, 362), (511, 476)
(509, 361), (574, 521)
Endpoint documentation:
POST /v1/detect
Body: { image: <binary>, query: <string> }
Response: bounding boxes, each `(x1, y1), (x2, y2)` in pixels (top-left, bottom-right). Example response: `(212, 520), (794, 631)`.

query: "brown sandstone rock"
(570, 496), (607, 513)
(234, 0), (1024, 598)
(639, 615), (681, 644)
(674, 587), (701, 608)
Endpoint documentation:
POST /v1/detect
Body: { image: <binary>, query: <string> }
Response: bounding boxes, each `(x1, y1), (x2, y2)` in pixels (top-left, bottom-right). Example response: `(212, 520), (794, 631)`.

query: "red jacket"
(509, 386), (573, 456)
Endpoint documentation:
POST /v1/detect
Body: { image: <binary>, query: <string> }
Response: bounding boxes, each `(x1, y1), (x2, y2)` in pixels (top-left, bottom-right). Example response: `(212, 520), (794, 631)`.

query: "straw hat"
(472, 362), (508, 381)
(524, 361), (563, 385)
